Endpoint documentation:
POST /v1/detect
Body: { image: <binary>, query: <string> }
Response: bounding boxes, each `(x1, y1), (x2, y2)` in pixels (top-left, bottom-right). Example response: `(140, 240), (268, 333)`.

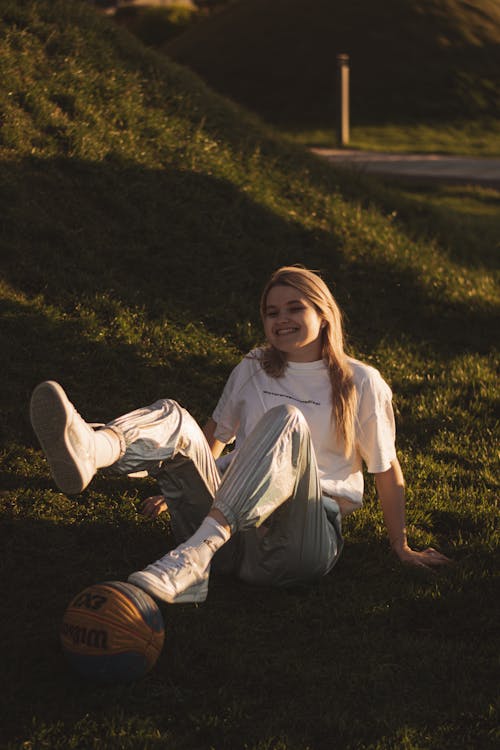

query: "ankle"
(186, 515), (230, 548)
(94, 427), (122, 469)
(208, 508), (231, 536)
(175, 516), (230, 570)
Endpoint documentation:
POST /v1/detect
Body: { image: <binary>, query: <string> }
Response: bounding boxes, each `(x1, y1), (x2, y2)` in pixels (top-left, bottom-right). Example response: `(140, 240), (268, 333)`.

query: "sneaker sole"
(30, 381), (89, 494)
(127, 571), (208, 604)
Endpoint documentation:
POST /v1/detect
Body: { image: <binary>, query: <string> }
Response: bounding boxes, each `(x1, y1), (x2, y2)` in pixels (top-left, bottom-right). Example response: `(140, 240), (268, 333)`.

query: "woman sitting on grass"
(30, 266), (450, 603)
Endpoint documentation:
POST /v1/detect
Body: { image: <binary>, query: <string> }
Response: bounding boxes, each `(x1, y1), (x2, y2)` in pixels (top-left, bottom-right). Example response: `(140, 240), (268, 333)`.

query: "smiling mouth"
(275, 327), (298, 336)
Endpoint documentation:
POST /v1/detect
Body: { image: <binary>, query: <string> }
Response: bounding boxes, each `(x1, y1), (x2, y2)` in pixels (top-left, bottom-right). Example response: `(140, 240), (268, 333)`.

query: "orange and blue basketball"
(60, 581), (165, 683)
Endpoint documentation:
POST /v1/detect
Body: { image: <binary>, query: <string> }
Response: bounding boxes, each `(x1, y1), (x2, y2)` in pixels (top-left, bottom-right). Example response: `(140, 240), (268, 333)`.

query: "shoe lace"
(151, 547), (195, 576)
(150, 546), (213, 585)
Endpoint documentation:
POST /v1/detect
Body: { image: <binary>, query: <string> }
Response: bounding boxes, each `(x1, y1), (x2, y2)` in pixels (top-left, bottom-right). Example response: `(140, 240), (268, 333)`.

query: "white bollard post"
(336, 53), (350, 147)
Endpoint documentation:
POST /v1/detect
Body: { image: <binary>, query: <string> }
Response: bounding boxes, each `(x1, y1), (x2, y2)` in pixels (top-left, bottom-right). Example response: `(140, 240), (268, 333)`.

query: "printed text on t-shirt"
(262, 389), (321, 406)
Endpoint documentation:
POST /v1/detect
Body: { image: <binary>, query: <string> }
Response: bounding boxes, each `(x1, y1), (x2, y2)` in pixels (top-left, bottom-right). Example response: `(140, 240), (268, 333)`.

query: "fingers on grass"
(423, 548), (452, 564)
(141, 495), (167, 518)
(417, 549), (452, 568)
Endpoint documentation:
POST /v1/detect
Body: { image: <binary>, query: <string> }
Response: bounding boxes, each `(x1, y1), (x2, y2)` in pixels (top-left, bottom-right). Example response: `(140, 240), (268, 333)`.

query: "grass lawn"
(0, 1), (498, 748)
(285, 119), (500, 157)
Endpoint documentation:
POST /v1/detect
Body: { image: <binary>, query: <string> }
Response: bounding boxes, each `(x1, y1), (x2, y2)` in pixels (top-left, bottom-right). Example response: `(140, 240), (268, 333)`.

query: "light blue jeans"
(107, 400), (343, 587)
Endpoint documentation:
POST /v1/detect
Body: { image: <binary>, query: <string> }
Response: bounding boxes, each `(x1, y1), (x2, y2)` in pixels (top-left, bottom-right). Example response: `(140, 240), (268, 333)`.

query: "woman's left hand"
(141, 495), (168, 518)
(395, 544), (452, 569)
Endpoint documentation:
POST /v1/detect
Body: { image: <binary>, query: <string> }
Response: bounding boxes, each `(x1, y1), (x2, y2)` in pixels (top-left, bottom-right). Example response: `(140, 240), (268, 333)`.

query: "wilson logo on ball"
(60, 622), (108, 649)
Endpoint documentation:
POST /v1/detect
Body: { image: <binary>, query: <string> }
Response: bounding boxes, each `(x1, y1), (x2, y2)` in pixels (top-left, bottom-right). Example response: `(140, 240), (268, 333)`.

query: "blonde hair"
(259, 266), (357, 456)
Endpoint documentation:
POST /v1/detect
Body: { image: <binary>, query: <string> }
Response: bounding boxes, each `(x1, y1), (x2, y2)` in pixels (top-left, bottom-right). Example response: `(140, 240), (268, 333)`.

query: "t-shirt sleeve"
(212, 360), (245, 444)
(356, 369), (397, 473)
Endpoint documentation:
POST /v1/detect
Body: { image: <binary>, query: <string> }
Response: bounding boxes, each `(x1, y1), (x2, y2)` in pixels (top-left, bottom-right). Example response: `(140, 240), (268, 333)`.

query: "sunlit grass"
(284, 119), (500, 156)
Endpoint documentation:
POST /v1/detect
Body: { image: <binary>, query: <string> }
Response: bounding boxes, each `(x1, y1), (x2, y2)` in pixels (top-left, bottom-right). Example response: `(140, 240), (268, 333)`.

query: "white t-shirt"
(212, 349), (397, 508)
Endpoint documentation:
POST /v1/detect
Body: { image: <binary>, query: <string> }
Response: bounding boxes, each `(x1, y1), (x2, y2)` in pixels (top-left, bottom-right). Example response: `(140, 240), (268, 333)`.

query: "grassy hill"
(165, 0), (500, 150)
(0, 1), (498, 748)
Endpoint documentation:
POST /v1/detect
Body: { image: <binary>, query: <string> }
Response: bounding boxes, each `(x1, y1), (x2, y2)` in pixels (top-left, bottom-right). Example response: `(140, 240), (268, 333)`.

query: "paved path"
(311, 148), (500, 187)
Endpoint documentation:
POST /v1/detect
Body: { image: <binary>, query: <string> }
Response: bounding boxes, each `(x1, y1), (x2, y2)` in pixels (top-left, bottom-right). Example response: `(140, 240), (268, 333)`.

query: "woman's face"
(263, 284), (324, 362)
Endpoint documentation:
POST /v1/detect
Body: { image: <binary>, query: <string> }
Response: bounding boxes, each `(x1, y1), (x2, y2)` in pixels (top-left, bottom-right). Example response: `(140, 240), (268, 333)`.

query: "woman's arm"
(375, 458), (451, 568)
(202, 417), (226, 459)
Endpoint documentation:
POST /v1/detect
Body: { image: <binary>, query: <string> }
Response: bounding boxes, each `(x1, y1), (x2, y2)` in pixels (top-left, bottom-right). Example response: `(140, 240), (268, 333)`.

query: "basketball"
(60, 581), (165, 683)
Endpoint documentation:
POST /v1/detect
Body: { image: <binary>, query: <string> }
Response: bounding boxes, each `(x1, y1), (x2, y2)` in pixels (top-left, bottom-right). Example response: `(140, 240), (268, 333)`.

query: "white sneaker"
(30, 381), (96, 494)
(128, 546), (212, 604)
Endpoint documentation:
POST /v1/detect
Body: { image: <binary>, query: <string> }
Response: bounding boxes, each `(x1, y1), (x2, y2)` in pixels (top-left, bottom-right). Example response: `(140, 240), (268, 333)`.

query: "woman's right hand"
(141, 495), (168, 518)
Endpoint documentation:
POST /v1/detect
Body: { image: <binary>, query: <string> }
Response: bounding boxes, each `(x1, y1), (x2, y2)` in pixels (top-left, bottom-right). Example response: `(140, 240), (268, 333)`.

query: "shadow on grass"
(0, 156), (496, 366)
(0, 291), (233, 448)
(368, 179), (500, 272)
(0, 512), (496, 748)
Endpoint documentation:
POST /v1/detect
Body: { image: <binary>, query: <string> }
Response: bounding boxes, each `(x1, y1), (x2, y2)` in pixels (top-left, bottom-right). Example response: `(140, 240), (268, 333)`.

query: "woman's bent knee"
(265, 403), (306, 430)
